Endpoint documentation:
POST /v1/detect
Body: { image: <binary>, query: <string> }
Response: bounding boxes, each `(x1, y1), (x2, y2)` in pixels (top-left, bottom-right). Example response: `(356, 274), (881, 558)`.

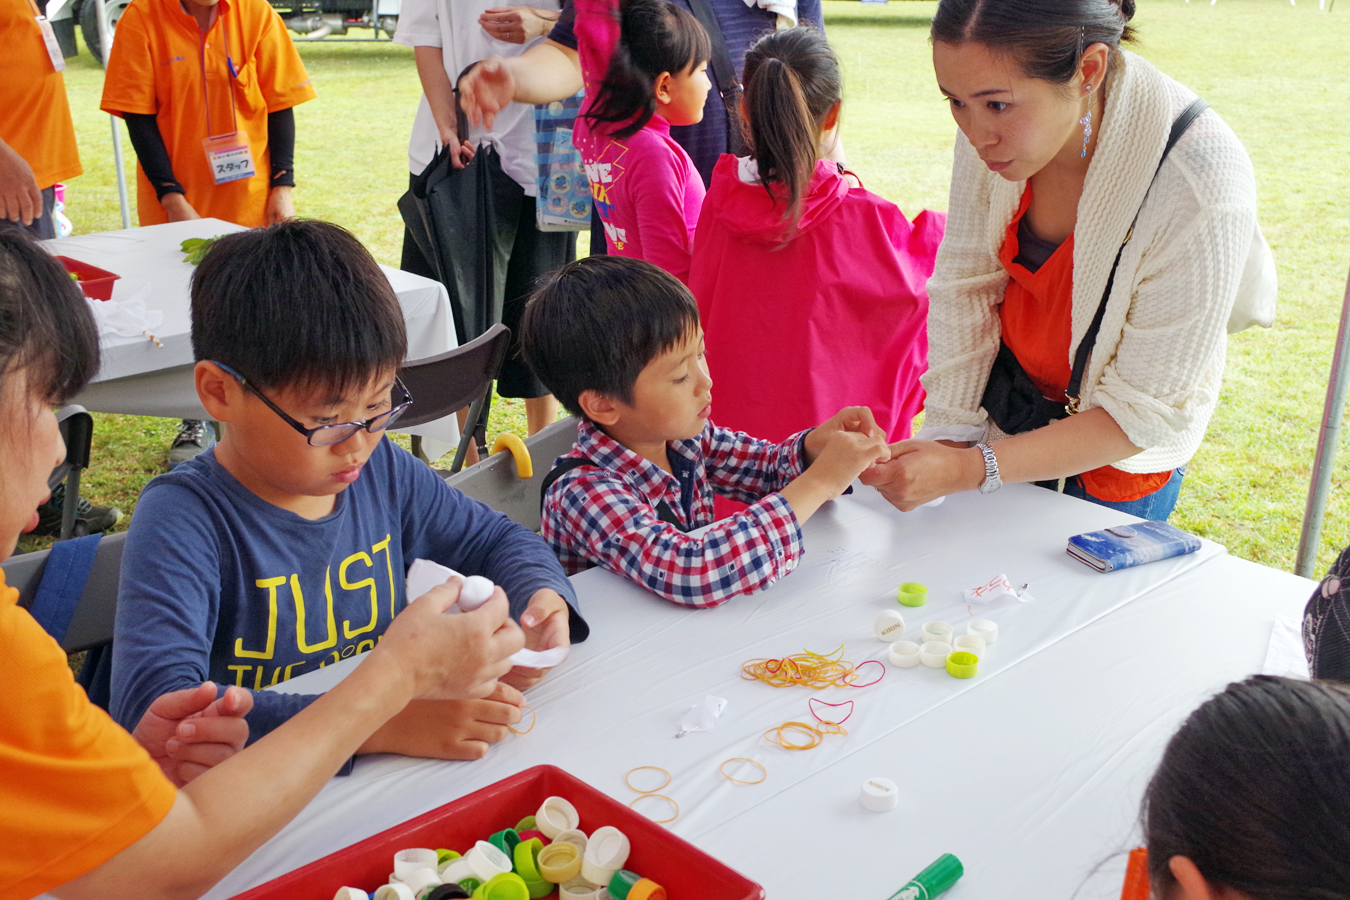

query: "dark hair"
(190, 220), (406, 396)
(1142, 675), (1350, 900)
(583, 0), (711, 140)
(520, 255), (700, 417)
(0, 225), (99, 405)
(742, 27), (842, 232)
(930, 0), (1136, 84)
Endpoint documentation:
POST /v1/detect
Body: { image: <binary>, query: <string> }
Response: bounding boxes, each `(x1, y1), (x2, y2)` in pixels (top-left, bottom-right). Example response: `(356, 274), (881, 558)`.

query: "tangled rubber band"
(629, 792), (680, 823)
(764, 719), (850, 750)
(808, 698), (855, 725)
(742, 643), (884, 690)
(719, 757), (768, 785)
(624, 765), (672, 794)
(508, 705), (536, 735)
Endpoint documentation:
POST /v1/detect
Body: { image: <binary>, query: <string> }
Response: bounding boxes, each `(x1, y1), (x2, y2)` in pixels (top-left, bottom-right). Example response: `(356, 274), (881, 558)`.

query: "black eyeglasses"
(212, 361), (414, 447)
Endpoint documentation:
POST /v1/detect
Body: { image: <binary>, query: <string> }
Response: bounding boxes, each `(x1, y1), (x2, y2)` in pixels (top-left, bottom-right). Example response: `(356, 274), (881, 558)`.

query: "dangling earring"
(1080, 84), (1093, 159)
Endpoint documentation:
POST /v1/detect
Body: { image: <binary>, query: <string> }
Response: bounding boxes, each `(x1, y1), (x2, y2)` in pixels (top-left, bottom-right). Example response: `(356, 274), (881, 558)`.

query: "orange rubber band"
(742, 643), (882, 690)
(764, 721), (823, 750)
(624, 765), (672, 794)
(719, 757), (768, 785)
(629, 792), (679, 823)
(508, 705), (536, 735)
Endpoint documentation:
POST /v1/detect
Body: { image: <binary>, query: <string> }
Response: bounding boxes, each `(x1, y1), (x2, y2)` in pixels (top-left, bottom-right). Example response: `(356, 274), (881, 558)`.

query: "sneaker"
(168, 419), (216, 469)
(33, 485), (122, 537)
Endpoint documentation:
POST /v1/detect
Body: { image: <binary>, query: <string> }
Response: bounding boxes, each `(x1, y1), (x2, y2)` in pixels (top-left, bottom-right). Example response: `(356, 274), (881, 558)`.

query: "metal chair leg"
(451, 395), (488, 474)
(60, 468), (81, 542)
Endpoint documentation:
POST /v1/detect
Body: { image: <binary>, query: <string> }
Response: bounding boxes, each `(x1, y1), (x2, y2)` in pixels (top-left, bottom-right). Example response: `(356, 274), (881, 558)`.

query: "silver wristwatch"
(976, 442), (1002, 495)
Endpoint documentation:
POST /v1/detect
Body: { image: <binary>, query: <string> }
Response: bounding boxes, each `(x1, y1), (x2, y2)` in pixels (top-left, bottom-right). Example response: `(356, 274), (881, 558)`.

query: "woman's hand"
(479, 6), (560, 44)
(265, 186), (294, 224)
(861, 440), (984, 511)
(161, 192), (201, 222)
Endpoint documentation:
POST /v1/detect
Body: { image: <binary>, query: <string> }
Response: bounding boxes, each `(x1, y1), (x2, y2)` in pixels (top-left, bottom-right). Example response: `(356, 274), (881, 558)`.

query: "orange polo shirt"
(0, 569), (176, 900)
(999, 187), (1172, 503)
(0, 0), (82, 189)
(100, 0), (316, 227)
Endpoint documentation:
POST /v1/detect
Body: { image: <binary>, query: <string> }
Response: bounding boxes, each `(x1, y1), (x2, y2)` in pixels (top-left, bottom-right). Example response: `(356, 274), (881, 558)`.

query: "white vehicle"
(43, 0), (400, 65)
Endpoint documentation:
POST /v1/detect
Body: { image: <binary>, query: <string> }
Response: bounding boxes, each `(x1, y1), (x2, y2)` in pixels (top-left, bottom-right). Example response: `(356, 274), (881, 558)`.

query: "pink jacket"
(690, 155), (945, 442)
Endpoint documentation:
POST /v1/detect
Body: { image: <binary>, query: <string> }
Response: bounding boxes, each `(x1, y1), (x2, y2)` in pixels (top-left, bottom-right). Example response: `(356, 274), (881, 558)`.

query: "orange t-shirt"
(0, 569), (176, 900)
(99, 0), (316, 227)
(0, 0), (82, 189)
(999, 187), (1171, 503)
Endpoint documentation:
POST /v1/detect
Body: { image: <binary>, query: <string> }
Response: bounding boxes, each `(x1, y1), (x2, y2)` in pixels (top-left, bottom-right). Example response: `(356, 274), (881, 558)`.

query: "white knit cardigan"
(920, 51), (1276, 474)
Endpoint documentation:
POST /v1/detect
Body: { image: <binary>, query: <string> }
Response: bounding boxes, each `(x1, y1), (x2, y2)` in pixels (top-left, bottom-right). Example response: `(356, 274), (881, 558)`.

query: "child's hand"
(808, 428), (892, 497)
(357, 682), (525, 760)
(378, 577), (524, 701)
(804, 406), (883, 464)
(501, 589), (570, 692)
(132, 682), (253, 787)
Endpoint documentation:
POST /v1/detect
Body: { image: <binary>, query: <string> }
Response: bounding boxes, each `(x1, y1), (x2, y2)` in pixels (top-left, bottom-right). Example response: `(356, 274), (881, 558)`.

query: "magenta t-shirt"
(573, 0), (706, 284)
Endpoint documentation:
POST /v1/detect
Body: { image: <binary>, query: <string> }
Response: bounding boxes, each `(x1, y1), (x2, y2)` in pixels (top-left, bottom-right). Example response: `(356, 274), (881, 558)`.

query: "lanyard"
(197, 11), (239, 140)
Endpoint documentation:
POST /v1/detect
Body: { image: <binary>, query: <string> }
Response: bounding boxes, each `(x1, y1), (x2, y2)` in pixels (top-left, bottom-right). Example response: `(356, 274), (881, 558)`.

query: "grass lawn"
(29, 0), (1350, 576)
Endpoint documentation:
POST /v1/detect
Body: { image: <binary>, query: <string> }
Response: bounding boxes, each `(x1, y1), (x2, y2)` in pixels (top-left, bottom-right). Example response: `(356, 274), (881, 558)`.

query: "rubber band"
(764, 721), (823, 750)
(742, 643), (878, 690)
(808, 698), (855, 725)
(628, 792), (679, 823)
(841, 659), (886, 688)
(508, 705), (536, 735)
(813, 720), (849, 736)
(719, 757), (768, 785)
(624, 766), (672, 794)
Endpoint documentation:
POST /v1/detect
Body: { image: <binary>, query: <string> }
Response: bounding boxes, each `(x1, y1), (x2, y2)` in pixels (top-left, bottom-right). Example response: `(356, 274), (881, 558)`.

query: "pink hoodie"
(690, 154), (945, 443)
(573, 0), (705, 283)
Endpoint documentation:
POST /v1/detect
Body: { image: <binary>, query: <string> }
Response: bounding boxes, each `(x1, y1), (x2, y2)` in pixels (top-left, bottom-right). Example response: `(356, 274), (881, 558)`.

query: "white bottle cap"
(860, 776), (899, 811)
(969, 619), (999, 645)
(920, 621), (953, 644)
(888, 640), (921, 667)
(393, 849), (438, 881)
(919, 641), (950, 668)
(872, 610), (907, 642)
(953, 634), (986, 657)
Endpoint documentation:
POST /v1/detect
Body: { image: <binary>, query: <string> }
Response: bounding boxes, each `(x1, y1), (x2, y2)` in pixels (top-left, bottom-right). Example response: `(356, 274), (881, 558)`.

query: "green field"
(30, 0), (1350, 576)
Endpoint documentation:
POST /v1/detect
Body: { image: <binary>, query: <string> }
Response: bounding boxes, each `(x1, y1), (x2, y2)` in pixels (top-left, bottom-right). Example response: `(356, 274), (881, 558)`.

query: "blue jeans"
(1058, 467), (1185, 520)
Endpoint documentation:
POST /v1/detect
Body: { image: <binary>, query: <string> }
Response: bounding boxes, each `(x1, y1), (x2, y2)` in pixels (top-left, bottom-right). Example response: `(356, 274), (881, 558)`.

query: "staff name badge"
(36, 15), (66, 71)
(203, 133), (256, 184)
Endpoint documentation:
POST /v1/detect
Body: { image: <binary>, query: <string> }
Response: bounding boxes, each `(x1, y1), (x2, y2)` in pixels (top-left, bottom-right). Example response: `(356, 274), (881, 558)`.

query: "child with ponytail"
(575, 0), (712, 283)
(689, 27), (945, 444)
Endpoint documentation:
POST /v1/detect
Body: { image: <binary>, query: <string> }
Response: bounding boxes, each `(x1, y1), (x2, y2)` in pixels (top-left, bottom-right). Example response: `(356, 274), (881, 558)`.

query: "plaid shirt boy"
(542, 419), (810, 607)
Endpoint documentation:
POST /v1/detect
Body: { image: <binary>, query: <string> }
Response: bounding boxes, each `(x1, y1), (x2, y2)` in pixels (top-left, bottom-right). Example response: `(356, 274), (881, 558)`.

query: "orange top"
(999, 187), (1171, 503)
(0, 0), (82, 189)
(0, 569), (176, 900)
(99, 0), (315, 227)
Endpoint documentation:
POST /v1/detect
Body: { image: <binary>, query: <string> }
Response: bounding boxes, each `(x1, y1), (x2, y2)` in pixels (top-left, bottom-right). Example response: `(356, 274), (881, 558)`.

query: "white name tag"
(203, 133), (256, 184)
(36, 16), (66, 72)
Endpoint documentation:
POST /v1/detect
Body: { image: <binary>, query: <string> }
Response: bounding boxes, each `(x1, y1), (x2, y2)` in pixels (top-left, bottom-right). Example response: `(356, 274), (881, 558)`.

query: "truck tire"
(80, 0), (132, 66)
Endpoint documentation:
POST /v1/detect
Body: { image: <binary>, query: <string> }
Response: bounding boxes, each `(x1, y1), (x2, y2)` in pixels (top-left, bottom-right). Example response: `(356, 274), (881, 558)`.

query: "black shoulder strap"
(684, 0), (748, 155)
(1065, 97), (1209, 412)
(540, 457), (690, 532)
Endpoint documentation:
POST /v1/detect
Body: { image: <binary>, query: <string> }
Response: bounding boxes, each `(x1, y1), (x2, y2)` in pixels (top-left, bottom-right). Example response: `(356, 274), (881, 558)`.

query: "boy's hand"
(501, 589), (570, 692)
(132, 682), (253, 787)
(804, 406), (882, 465)
(377, 578), (524, 701)
(459, 58), (516, 129)
(861, 440), (984, 511)
(807, 428), (892, 497)
(357, 683), (524, 760)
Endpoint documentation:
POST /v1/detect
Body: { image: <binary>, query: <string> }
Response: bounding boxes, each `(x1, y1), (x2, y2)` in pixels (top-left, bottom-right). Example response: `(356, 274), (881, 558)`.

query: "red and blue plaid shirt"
(542, 419), (810, 607)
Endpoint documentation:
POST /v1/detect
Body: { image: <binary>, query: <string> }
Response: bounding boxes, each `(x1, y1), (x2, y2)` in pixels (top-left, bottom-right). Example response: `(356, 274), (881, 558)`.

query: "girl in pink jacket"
(576, 0), (711, 284)
(689, 27), (945, 443)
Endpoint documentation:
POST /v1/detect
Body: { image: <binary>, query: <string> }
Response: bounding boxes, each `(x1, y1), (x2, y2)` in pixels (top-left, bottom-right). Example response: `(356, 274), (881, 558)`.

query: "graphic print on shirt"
(584, 136), (629, 249)
(225, 533), (399, 689)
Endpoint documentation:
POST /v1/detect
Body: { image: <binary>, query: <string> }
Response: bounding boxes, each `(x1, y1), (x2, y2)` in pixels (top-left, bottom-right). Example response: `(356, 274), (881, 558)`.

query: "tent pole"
(94, 0), (131, 228)
(1296, 265), (1350, 578)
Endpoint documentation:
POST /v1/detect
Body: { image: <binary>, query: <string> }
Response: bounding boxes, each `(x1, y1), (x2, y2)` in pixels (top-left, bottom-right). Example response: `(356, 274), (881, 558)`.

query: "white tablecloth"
(46, 220), (461, 445)
(200, 484), (1315, 900)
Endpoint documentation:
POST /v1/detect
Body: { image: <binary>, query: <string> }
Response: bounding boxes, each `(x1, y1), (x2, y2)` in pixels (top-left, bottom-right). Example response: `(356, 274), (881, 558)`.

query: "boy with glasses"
(110, 220), (586, 768)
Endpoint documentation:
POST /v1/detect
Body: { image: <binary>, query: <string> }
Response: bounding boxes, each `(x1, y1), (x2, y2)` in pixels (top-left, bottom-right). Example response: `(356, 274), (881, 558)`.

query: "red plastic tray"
(229, 765), (764, 900)
(54, 255), (120, 301)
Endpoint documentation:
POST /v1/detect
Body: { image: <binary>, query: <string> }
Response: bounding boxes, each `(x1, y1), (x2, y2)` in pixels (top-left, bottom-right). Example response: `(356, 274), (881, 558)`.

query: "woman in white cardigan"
(862, 0), (1275, 519)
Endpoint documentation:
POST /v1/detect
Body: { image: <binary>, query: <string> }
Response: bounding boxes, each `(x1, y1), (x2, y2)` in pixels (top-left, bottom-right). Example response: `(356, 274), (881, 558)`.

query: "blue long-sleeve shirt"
(110, 439), (585, 741)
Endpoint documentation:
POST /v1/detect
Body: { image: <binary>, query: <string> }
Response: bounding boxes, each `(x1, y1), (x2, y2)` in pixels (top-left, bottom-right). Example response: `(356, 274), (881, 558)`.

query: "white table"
(46, 220), (461, 445)
(201, 484), (1314, 900)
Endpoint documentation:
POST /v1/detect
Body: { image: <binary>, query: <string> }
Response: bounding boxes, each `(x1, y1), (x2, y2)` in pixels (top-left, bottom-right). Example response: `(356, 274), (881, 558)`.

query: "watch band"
(976, 442), (1002, 494)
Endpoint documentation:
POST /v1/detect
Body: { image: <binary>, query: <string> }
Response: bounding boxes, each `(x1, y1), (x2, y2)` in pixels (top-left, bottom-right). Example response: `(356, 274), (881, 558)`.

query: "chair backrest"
(445, 417), (581, 531)
(2, 530), (127, 652)
(398, 324), (512, 428)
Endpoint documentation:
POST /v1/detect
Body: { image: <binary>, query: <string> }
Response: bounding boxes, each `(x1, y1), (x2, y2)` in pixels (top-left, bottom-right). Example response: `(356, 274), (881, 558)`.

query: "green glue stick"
(886, 853), (964, 900)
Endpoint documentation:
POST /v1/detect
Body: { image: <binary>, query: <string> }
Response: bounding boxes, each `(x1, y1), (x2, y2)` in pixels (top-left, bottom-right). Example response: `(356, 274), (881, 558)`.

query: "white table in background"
(199, 484), (1314, 900)
(46, 220), (461, 445)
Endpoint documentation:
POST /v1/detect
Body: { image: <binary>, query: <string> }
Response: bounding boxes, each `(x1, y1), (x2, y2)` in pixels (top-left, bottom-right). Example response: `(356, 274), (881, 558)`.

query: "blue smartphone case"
(1066, 521), (1202, 573)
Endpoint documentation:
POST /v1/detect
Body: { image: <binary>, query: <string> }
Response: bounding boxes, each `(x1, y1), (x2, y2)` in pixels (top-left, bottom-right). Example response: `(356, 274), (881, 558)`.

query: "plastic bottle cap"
(873, 610), (907, 642)
(946, 651), (979, 679)
(888, 640), (921, 668)
(897, 582), (929, 607)
(919, 641), (950, 668)
(969, 619), (998, 645)
(860, 777), (899, 811)
(953, 634), (985, 657)
(920, 621), (953, 644)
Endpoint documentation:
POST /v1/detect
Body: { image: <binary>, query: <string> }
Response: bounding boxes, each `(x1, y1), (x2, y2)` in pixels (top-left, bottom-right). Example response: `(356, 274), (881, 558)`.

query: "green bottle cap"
(897, 582), (929, 607)
(608, 869), (642, 900)
(888, 853), (964, 899)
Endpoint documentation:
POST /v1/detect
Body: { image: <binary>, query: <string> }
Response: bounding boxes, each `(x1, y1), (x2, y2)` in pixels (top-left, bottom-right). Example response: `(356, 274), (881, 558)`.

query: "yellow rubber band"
(719, 757), (768, 785)
(624, 765), (672, 794)
(628, 792), (679, 824)
(508, 705), (536, 735)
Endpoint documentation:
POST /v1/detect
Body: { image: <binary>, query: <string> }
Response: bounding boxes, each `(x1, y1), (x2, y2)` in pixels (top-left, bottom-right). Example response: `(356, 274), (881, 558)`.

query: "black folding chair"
(399, 323), (511, 473)
(49, 405), (95, 541)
